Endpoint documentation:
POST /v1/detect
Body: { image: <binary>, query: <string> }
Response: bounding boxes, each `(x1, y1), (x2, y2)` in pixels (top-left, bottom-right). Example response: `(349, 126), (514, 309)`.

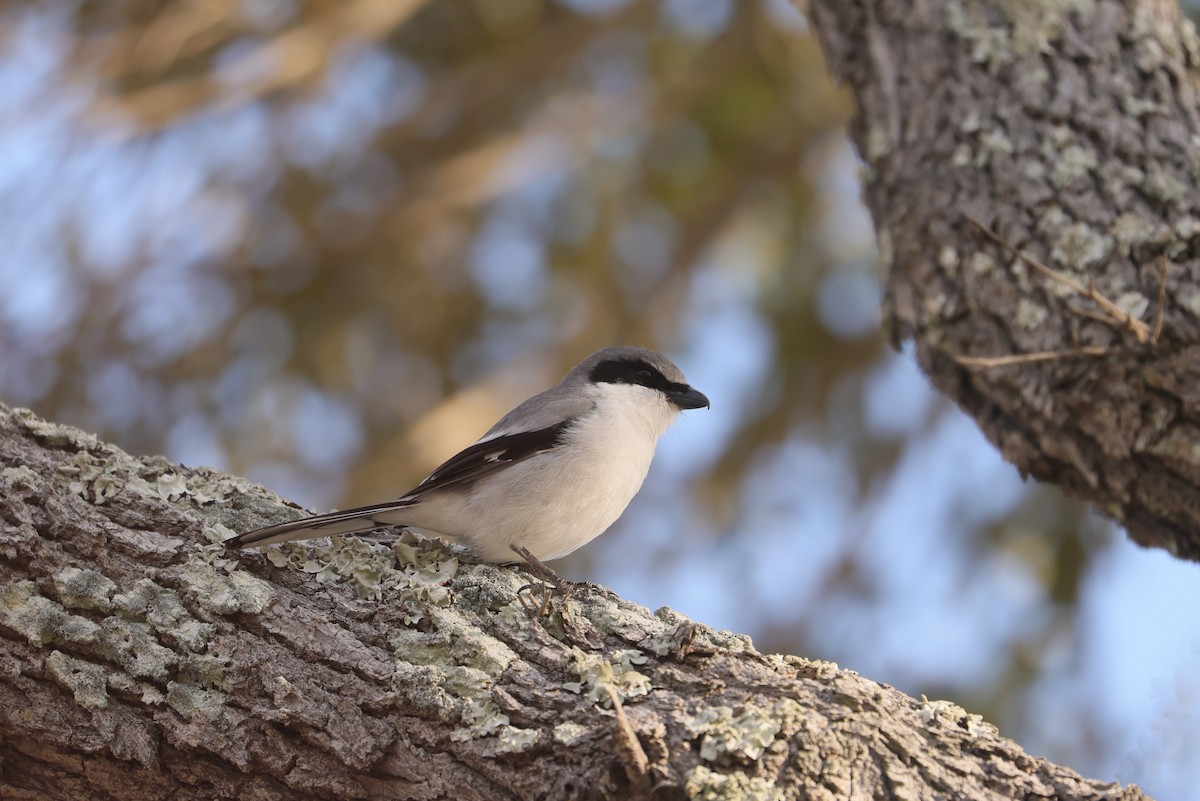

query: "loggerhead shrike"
(225, 346), (709, 565)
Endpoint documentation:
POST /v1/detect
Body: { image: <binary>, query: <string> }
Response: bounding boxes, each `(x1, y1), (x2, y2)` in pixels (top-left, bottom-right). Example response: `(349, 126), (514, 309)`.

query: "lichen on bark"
(808, 0), (1200, 560)
(0, 401), (1148, 798)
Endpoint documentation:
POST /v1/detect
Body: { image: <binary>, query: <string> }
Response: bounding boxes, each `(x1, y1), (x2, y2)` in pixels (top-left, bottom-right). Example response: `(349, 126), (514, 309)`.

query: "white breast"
(407, 382), (678, 562)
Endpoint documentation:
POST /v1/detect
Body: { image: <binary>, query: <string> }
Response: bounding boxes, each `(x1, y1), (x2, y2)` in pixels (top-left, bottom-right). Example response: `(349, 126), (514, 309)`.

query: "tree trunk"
(806, 0), (1200, 560)
(0, 404), (1147, 799)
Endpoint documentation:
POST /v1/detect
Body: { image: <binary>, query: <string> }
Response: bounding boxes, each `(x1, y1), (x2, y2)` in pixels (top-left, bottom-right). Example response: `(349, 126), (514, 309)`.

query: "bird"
(225, 346), (709, 568)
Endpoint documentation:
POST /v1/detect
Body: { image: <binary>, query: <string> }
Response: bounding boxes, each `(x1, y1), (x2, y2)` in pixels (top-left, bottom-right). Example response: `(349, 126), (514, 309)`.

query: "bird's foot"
(510, 545), (610, 616)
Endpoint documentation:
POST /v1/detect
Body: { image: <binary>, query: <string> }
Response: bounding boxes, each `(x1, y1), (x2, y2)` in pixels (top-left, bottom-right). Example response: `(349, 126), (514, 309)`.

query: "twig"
(1069, 306), (1118, 327)
(1153, 255), (1168, 343)
(954, 347), (1108, 370)
(963, 214), (1154, 343)
(605, 686), (651, 797)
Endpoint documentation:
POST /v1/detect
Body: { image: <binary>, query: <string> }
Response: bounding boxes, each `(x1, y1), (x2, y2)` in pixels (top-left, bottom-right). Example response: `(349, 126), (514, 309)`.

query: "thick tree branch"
(807, 0), (1200, 559)
(0, 403), (1146, 799)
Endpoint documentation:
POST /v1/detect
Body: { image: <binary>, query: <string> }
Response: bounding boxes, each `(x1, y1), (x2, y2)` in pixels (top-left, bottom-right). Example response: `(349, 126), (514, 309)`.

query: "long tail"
(225, 499), (418, 549)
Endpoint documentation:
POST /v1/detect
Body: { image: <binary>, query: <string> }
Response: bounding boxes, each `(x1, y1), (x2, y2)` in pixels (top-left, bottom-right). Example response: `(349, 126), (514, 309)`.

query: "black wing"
(403, 419), (574, 501)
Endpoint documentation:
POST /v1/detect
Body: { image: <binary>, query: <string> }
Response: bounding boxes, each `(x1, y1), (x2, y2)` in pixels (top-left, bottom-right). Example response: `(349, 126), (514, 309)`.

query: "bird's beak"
(668, 386), (710, 410)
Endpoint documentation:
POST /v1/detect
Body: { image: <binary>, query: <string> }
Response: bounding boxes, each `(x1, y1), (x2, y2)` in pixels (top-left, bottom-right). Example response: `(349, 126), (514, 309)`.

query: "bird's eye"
(637, 368), (655, 384)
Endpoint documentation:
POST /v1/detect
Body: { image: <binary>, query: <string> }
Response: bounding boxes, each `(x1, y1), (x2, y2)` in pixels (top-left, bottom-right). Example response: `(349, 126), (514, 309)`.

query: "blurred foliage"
(5, 0), (853, 503)
(0, 0), (1151, 791)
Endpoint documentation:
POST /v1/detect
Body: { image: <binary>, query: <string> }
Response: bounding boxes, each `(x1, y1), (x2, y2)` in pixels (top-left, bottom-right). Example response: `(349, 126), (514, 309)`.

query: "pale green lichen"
(979, 129), (1013, 155)
(178, 652), (230, 689)
(263, 534), (458, 605)
(1015, 299), (1048, 330)
(113, 578), (214, 653)
(152, 469), (254, 507)
(687, 699), (802, 763)
(1184, 18), (1200, 67)
(968, 251), (998, 278)
(166, 681), (227, 722)
(0, 465), (38, 491)
(1023, 159), (1047, 181)
(945, 1), (968, 35)
(202, 523), (235, 545)
(772, 653), (841, 678)
(865, 125), (891, 162)
(15, 408), (102, 450)
(1114, 292), (1150, 320)
(392, 605), (517, 680)
(919, 695), (997, 738)
(170, 469), (257, 507)
(639, 606), (755, 659)
(393, 662), (456, 715)
(495, 725), (539, 754)
(109, 673), (167, 705)
(271, 675), (303, 707)
(1051, 144), (1097, 187)
(1174, 216), (1200, 241)
(178, 558), (273, 615)
(1002, 0), (1097, 56)
(97, 617), (177, 681)
(966, 25), (1013, 73)
(640, 614), (734, 661)
(4, 576), (179, 684)
(58, 452), (121, 505)
(1037, 204), (1069, 234)
(642, 628), (686, 658)
(1184, 290), (1200, 319)
(45, 651), (109, 710)
(449, 697), (511, 742)
(1141, 168), (1188, 203)
(922, 296), (946, 327)
(1016, 64), (1050, 93)
(194, 539), (240, 573)
(685, 766), (783, 801)
(1112, 213), (1166, 255)
(0, 580), (100, 647)
(1052, 222), (1112, 271)
(946, 0), (1094, 68)
(156, 473), (190, 501)
(1038, 127), (1097, 187)
(1130, 6), (1179, 72)
(1122, 96), (1163, 118)
(938, 246), (959, 272)
(552, 721), (589, 746)
(562, 646), (652, 706)
(54, 449), (165, 507)
(53, 567), (117, 612)
(1170, 217), (1200, 258)
(390, 602), (521, 742)
(565, 592), (659, 643)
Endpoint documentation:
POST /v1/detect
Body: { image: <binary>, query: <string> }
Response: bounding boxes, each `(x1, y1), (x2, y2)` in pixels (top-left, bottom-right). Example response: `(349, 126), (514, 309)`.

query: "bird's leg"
(509, 545), (612, 617)
(510, 544), (566, 589)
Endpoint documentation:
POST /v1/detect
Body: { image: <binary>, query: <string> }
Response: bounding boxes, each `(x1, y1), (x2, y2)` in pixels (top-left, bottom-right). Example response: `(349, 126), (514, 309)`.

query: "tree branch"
(0, 403), (1146, 798)
(807, 0), (1200, 560)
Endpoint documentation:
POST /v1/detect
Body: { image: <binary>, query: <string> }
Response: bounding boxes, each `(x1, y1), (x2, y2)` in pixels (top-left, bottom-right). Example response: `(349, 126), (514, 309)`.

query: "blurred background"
(2, 0), (1198, 797)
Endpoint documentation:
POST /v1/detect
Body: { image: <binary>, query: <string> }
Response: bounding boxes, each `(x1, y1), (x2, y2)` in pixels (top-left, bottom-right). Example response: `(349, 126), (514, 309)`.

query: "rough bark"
(806, 0), (1200, 559)
(0, 403), (1148, 799)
